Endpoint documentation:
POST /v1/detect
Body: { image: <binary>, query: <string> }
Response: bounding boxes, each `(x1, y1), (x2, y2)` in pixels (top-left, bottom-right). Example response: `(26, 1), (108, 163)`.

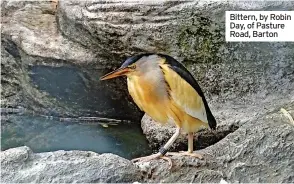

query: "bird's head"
(100, 53), (159, 80)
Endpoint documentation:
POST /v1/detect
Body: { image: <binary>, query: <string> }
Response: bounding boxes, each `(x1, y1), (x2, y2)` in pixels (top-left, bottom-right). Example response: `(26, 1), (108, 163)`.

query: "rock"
(2, 1), (294, 182)
(57, 1), (294, 64)
(2, 0), (294, 119)
(141, 114), (238, 151)
(2, 1), (97, 64)
(137, 106), (294, 183)
(1, 43), (22, 109)
(1, 0), (142, 120)
(82, 0), (289, 156)
(2, 0), (294, 120)
(1, 146), (142, 183)
(1, 106), (293, 183)
(57, 0), (294, 122)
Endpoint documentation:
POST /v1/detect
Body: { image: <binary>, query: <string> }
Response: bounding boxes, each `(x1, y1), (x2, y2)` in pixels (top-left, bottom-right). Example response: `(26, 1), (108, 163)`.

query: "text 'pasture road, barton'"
(226, 11), (294, 42)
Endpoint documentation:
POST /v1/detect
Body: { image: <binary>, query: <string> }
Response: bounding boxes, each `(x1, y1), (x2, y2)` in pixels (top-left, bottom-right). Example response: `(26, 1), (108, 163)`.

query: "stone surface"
(2, 0), (294, 120)
(137, 105), (294, 183)
(141, 114), (239, 151)
(1, 0), (97, 65)
(93, 0), (290, 155)
(57, 0), (294, 123)
(2, 107), (293, 183)
(57, 0), (294, 99)
(1, 146), (142, 183)
(1, 0), (142, 120)
(1, 0), (294, 183)
(1, 43), (22, 109)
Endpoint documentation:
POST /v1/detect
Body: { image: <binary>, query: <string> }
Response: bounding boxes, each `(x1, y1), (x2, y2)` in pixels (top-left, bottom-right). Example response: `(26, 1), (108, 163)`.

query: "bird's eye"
(129, 65), (136, 69)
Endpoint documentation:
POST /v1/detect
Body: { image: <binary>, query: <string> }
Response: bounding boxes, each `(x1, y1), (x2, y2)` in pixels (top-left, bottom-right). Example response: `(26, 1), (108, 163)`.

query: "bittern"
(100, 53), (216, 164)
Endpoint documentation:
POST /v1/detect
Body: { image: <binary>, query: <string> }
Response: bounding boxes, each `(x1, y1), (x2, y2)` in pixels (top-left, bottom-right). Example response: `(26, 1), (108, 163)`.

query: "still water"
(2, 64), (152, 159)
(1, 115), (152, 159)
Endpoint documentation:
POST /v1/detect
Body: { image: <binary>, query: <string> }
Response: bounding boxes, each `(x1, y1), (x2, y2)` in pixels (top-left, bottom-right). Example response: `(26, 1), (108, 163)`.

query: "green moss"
(176, 14), (225, 65)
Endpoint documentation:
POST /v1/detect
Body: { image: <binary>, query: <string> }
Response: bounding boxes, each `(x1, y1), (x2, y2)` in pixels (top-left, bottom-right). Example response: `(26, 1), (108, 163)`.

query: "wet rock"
(137, 106), (294, 183)
(1, 146), (142, 183)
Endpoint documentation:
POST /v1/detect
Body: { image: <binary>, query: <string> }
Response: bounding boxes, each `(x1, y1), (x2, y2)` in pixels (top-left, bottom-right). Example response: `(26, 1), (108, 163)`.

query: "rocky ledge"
(2, 106), (293, 183)
(1, 146), (141, 183)
(139, 104), (294, 183)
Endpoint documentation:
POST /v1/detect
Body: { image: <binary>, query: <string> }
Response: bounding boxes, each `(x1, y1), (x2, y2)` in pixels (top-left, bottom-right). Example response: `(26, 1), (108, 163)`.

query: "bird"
(100, 53), (216, 164)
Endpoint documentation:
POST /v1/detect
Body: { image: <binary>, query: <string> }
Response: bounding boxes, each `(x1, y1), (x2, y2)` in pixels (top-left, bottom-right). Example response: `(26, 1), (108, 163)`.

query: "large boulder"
(57, 0), (294, 99)
(2, 0), (294, 120)
(57, 0), (294, 121)
(1, 146), (142, 183)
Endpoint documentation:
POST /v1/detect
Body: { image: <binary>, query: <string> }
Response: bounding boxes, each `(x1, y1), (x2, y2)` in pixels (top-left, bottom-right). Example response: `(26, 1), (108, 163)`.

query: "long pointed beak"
(100, 67), (130, 80)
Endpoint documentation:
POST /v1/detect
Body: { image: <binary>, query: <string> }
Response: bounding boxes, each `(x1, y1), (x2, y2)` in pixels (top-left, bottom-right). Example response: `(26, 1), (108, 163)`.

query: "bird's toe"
(132, 153), (174, 169)
(160, 156), (173, 169)
(131, 153), (161, 163)
(186, 152), (204, 160)
(166, 151), (204, 160)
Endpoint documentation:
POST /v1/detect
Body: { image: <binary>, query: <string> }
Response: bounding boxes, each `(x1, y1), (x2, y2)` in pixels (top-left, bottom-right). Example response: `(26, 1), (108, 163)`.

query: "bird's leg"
(161, 127), (181, 152)
(188, 132), (194, 153)
(132, 128), (181, 167)
(166, 132), (203, 159)
(131, 152), (163, 162)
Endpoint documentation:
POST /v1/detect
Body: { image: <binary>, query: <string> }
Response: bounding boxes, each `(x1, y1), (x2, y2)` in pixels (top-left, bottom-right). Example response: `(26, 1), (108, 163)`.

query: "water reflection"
(28, 65), (142, 120)
(1, 115), (152, 159)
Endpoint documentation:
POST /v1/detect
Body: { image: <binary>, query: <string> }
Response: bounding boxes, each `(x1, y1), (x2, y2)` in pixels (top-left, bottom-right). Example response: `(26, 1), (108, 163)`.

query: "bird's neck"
(127, 71), (169, 99)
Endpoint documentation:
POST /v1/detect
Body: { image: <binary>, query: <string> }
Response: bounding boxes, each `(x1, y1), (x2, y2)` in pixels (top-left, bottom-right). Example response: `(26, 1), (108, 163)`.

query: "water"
(1, 115), (152, 159)
(28, 65), (142, 120)
(1, 64), (151, 159)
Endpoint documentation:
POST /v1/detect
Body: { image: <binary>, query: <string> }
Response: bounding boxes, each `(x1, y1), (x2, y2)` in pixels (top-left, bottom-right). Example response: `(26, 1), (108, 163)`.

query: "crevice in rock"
(163, 124), (240, 152)
(194, 124), (239, 150)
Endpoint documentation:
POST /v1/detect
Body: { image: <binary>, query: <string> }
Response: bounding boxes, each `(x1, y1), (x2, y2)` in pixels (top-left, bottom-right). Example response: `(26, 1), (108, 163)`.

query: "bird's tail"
(203, 98), (217, 130)
(207, 110), (217, 130)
